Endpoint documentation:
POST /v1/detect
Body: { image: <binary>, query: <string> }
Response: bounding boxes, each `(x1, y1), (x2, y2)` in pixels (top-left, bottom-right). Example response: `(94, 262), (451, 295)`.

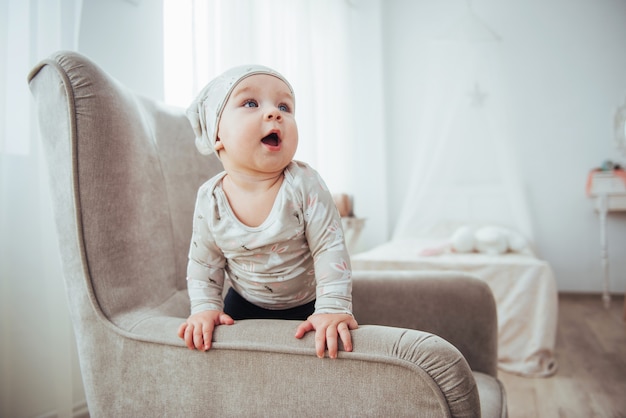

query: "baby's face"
(215, 74), (298, 175)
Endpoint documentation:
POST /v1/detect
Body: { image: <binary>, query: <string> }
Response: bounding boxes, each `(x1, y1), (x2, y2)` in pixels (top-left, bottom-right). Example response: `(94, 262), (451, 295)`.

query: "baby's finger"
(202, 322), (215, 351)
(326, 324), (339, 359)
(219, 313), (235, 325)
(177, 322), (187, 339)
(348, 317), (359, 330)
(192, 324), (206, 350)
(338, 322), (353, 352)
(315, 327), (327, 358)
(294, 320), (314, 339)
(183, 324), (195, 350)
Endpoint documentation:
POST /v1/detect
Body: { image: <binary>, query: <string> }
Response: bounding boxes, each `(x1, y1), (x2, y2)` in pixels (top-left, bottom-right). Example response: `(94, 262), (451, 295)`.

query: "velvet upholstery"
(28, 51), (507, 418)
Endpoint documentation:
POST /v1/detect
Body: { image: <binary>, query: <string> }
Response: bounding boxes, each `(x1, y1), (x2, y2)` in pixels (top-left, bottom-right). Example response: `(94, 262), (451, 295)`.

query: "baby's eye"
(243, 100), (258, 108)
(278, 104), (290, 112)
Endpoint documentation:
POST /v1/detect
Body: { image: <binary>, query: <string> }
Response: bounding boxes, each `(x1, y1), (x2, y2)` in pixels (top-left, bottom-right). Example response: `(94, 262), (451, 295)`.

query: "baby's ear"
(214, 138), (224, 152)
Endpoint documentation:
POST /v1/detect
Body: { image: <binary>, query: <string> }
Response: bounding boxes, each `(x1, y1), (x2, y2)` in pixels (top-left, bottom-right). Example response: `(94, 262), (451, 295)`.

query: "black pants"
(223, 287), (315, 321)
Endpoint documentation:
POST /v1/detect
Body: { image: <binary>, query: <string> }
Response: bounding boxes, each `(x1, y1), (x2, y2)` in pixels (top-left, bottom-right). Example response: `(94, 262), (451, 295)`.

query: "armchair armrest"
(127, 317), (480, 417)
(352, 270), (499, 377)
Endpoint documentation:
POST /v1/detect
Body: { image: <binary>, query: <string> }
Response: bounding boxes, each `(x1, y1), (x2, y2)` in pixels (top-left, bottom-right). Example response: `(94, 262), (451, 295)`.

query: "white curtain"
(164, 0), (359, 195)
(0, 1), (85, 417)
(392, 36), (534, 242)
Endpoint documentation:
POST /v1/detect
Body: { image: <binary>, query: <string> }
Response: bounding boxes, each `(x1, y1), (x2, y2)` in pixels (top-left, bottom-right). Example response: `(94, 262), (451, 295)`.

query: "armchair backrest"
(28, 51), (223, 328)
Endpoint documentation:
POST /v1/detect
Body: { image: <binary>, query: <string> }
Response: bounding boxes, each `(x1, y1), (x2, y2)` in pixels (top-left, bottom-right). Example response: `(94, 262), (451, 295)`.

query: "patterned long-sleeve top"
(186, 160), (352, 316)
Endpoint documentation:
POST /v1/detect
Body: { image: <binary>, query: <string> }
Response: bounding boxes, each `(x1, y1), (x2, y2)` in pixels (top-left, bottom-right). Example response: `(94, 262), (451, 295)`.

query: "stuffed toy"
(450, 225), (528, 255)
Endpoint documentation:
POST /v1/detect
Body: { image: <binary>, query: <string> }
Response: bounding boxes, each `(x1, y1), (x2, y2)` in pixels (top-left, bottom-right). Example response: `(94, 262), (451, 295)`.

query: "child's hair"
(186, 65), (295, 156)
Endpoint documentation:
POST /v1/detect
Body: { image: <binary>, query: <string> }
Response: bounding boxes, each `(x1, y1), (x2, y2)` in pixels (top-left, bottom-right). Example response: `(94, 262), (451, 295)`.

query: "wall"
(345, 0), (389, 253)
(79, 0), (164, 100)
(381, 0), (626, 293)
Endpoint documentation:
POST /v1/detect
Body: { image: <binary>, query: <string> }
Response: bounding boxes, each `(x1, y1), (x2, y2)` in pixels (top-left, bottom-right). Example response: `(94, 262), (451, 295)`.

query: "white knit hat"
(186, 65), (294, 156)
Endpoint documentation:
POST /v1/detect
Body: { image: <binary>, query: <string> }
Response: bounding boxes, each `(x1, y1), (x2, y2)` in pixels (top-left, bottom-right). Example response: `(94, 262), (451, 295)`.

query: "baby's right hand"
(177, 310), (235, 351)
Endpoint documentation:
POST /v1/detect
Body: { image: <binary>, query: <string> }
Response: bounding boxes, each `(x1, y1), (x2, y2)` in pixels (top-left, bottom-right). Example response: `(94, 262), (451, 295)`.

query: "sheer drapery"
(392, 38), (533, 242)
(0, 1), (85, 417)
(164, 0), (357, 195)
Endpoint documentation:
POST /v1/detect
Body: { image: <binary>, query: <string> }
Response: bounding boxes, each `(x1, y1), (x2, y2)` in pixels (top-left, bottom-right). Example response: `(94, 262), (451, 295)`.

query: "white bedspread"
(352, 239), (558, 377)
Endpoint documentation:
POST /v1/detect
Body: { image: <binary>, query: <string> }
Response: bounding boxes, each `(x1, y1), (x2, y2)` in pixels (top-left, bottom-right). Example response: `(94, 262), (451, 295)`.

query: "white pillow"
(506, 230), (528, 252)
(450, 226), (476, 253)
(450, 224), (529, 254)
(474, 226), (508, 255)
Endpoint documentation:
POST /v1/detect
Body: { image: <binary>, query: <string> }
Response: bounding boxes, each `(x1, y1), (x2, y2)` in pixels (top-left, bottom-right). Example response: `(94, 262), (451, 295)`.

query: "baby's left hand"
(294, 313), (358, 359)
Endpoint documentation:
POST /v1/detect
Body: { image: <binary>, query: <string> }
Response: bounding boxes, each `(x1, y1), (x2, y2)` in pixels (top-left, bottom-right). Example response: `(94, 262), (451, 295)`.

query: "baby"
(177, 65), (357, 359)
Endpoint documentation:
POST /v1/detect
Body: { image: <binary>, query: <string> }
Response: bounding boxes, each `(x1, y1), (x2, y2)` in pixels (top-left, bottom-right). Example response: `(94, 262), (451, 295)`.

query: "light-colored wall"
(382, 0), (626, 293)
(79, 0), (164, 100)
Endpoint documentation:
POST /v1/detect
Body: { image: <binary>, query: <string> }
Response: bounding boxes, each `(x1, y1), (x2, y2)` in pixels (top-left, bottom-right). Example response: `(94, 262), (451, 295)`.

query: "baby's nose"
(265, 107), (282, 121)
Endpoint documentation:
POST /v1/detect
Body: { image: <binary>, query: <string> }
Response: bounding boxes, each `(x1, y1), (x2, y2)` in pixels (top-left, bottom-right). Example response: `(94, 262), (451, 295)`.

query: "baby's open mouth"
(261, 132), (280, 147)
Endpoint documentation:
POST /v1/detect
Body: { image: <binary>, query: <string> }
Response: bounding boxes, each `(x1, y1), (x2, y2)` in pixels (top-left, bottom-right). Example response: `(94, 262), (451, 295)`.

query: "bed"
(351, 224), (559, 378)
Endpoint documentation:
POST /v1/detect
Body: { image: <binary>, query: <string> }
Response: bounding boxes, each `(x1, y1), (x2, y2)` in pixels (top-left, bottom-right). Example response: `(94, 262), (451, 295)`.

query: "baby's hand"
(294, 313), (358, 359)
(177, 310), (234, 351)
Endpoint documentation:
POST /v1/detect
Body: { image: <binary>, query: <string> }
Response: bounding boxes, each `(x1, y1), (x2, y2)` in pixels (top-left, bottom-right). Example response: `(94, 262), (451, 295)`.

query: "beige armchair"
(28, 51), (506, 418)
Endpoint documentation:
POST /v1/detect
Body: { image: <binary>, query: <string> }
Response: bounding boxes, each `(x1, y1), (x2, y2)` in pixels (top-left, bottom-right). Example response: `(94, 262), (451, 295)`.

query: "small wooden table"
(587, 170), (626, 320)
